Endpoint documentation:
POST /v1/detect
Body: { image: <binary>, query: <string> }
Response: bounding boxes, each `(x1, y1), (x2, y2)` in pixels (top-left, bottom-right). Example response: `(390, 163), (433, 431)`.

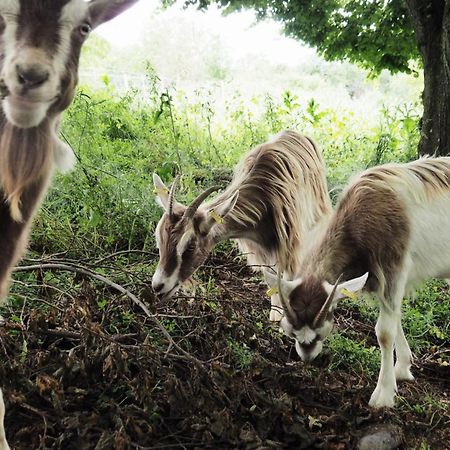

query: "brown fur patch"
(157, 213), (184, 277)
(298, 171), (411, 315)
(17, 1), (71, 50)
(157, 209), (214, 281)
(0, 174), (50, 301)
(289, 277), (328, 328)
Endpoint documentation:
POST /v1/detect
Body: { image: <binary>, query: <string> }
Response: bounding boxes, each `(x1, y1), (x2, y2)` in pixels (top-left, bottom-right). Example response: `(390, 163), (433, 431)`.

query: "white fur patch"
(54, 1), (89, 84)
(53, 139), (76, 173)
(0, 0), (19, 14)
(280, 316), (293, 336)
(152, 264), (180, 298)
(177, 229), (194, 255)
(3, 97), (49, 128)
(60, 0), (89, 24)
(1, 7), (18, 66)
(294, 325), (316, 344)
(154, 219), (163, 250)
(295, 339), (323, 361)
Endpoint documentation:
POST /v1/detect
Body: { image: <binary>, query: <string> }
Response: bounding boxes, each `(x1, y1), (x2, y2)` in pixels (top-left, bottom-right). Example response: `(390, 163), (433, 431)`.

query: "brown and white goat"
(152, 130), (332, 320)
(0, 1), (139, 446)
(266, 157), (450, 408)
(0, 0), (139, 298)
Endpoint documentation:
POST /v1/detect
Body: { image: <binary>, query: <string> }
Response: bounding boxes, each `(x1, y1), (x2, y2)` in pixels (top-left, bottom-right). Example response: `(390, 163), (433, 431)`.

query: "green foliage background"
(29, 74), (446, 374)
(39, 72), (420, 258)
(165, 0), (419, 74)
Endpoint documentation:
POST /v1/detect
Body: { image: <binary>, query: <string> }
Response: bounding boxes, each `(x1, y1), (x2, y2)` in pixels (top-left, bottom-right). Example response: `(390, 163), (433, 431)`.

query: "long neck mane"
(205, 131), (333, 275)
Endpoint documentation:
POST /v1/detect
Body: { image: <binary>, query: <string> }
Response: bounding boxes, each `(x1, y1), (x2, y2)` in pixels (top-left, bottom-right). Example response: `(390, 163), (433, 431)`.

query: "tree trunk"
(406, 0), (450, 156)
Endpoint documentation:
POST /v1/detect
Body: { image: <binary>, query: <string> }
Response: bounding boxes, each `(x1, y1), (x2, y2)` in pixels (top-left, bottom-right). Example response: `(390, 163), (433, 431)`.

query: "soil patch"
(0, 254), (449, 449)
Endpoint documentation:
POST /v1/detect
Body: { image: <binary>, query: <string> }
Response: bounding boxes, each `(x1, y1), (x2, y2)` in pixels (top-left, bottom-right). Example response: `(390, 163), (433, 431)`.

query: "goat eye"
(79, 23), (91, 36)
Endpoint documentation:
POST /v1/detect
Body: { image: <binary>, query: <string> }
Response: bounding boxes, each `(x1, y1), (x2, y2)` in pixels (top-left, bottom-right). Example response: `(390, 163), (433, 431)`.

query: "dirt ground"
(0, 253), (449, 449)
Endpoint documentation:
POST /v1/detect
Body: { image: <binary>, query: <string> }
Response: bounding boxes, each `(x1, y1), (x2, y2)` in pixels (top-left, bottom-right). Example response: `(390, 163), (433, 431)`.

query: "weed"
(227, 339), (254, 370)
(326, 332), (379, 377)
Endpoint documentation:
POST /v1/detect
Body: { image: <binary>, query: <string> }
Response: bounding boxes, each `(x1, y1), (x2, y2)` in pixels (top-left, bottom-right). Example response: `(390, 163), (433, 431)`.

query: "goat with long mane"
(152, 130), (332, 321)
(266, 156), (450, 408)
(0, 1), (139, 446)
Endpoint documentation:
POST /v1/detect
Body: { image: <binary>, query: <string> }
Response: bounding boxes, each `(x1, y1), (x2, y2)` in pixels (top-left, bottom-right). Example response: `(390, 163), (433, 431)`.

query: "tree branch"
(13, 262), (206, 369)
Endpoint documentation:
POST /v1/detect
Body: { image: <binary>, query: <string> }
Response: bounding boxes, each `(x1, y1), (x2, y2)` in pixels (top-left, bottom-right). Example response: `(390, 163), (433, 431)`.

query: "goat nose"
(16, 64), (49, 89)
(153, 282), (165, 294)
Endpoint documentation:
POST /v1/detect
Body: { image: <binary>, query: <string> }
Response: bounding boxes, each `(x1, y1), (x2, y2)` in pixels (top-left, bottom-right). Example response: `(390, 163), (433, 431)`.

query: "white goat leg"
(394, 321), (414, 381)
(369, 306), (398, 408)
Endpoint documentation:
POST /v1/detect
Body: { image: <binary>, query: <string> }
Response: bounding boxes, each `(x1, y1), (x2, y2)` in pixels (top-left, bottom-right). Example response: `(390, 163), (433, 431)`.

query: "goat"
(0, 1), (139, 446)
(152, 130), (332, 321)
(266, 156), (450, 408)
(0, 0), (139, 299)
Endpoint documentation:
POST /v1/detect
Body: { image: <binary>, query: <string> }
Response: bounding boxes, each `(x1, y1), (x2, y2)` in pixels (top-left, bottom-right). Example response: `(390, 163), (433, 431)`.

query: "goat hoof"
(395, 365), (414, 381)
(369, 388), (396, 409)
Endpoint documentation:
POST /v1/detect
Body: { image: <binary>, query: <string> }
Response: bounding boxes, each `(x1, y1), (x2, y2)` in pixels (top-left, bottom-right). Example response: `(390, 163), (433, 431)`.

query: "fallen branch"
(14, 262), (206, 369)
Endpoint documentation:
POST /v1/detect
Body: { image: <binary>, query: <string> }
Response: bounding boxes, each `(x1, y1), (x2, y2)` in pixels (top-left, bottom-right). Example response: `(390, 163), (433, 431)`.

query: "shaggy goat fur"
(152, 130), (332, 321)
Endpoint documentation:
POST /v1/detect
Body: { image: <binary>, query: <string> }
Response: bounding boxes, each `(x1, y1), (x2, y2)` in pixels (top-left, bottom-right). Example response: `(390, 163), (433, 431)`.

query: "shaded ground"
(0, 252), (449, 449)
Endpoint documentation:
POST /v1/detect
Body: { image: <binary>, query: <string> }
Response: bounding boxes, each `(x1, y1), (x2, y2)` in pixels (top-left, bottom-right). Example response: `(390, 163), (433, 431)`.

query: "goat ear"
(337, 272), (369, 299)
(263, 270), (299, 297)
(264, 270), (278, 288)
(333, 272), (369, 301)
(201, 191), (239, 234)
(88, 0), (139, 29)
(53, 139), (76, 173)
(153, 173), (170, 211)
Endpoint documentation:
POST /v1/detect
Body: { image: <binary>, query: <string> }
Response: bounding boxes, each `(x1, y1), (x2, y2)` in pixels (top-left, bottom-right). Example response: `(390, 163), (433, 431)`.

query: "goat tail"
(0, 118), (54, 222)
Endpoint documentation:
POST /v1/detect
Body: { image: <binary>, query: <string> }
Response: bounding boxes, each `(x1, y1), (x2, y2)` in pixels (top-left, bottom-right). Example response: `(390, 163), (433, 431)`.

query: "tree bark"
(406, 0), (450, 156)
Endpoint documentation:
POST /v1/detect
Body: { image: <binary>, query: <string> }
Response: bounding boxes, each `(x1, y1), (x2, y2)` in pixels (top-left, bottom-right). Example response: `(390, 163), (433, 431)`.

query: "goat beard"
(0, 113), (54, 222)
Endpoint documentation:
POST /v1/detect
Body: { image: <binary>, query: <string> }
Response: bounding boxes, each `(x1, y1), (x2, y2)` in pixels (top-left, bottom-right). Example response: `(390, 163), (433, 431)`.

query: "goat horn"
(182, 185), (222, 221)
(313, 273), (343, 328)
(168, 175), (180, 219)
(277, 269), (296, 323)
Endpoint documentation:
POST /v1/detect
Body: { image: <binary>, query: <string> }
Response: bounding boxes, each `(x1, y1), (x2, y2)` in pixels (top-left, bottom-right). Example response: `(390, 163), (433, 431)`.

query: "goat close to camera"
(266, 157), (450, 408)
(152, 130), (332, 321)
(0, 0), (139, 446)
